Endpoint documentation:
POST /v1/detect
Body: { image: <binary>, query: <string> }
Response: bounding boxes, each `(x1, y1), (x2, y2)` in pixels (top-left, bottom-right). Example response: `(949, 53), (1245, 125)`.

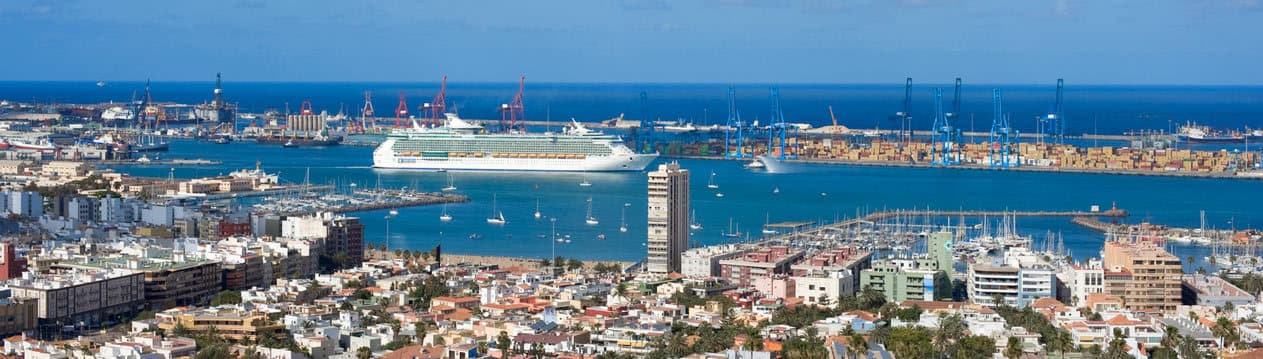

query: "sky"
(0, 0), (1260, 84)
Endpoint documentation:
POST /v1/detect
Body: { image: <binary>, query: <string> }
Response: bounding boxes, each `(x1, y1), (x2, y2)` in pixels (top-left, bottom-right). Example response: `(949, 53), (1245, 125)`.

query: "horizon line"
(2, 79), (1261, 88)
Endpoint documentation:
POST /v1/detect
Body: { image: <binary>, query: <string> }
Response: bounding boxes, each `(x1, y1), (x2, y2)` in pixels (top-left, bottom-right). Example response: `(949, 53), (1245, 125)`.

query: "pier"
(91, 158), (222, 166)
(760, 208), (1129, 244)
(276, 193), (467, 217)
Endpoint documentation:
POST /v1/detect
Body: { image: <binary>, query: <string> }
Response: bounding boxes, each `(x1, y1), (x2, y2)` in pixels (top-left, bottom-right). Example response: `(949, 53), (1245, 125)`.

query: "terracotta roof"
(382, 345), (447, 359)
(1105, 315), (1144, 326)
(1031, 298), (1065, 309)
(844, 310), (878, 322)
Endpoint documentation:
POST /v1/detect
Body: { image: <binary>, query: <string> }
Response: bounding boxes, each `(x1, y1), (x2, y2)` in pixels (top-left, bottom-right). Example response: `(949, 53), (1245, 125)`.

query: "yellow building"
(1101, 241), (1182, 313)
(156, 308), (286, 342)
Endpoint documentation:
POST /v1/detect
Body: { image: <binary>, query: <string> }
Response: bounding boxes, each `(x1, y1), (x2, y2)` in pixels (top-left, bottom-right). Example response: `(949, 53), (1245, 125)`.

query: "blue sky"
(0, 0), (1259, 84)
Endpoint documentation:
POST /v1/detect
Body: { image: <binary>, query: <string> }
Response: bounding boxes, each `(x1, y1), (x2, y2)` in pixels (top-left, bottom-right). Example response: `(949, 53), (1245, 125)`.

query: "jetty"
(277, 193), (467, 217)
(759, 208), (1128, 244)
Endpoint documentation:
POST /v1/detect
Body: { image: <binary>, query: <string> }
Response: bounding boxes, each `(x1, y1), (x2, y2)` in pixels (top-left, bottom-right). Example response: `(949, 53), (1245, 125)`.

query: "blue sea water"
(3, 81), (1263, 136)
(105, 138), (1261, 269)
(4, 81), (1261, 267)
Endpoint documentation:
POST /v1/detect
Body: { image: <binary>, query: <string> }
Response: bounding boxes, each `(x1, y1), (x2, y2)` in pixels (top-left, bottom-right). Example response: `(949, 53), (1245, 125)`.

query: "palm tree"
(1050, 330), (1073, 359)
(1004, 337), (1023, 359)
(1161, 326), (1182, 351)
(849, 334), (869, 359)
(356, 346), (372, 359)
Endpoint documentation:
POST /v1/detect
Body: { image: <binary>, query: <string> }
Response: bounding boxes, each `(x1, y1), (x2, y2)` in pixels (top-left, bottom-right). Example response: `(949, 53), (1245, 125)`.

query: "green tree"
(887, 327), (932, 359)
(1160, 326), (1182, 349)
(1102, 328), (1132, 359)
(1179, 335), (1209, 359)
(210, 290), (242, 306)
(357, 346), (372, 359)
(950, 335), (996, 359)
(1004, 337), (1023, 359)
(848, 334), (869, 359)
(1149, 347), (1178, 359)
(566, 258), (584, 271)
(194, 343), (230, 359)
(1048, 329), (1074, 359)
(934, 313), (967, 352)
(1212, 317), (1241, 350)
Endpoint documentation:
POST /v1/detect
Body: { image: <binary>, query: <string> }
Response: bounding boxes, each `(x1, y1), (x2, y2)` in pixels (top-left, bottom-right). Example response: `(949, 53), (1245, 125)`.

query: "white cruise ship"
(372, 114), (658, 172)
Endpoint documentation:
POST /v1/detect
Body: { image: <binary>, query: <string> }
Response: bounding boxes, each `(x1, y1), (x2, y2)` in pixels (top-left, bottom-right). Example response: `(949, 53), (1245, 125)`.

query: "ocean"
(3, 81), (1263, 136)
(5, 81), (1262, 267)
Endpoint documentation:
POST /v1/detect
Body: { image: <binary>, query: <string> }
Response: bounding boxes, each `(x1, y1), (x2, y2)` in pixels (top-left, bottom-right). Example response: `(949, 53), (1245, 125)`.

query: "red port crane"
(395, 91), (408, 128)
(499, 76), (525, 133)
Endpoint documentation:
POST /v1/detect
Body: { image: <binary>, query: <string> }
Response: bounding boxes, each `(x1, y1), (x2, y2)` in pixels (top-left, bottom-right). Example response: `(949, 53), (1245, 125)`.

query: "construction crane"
(828, 105), (840, 137)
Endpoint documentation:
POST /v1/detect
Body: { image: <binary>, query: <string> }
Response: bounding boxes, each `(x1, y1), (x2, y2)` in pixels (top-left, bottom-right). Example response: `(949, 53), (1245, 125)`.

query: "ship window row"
(393, 140), (613, 155)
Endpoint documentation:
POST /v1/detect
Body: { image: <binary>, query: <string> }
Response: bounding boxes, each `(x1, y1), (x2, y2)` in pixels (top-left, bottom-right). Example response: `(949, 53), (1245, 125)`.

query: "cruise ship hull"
(373, 140), (656, 172)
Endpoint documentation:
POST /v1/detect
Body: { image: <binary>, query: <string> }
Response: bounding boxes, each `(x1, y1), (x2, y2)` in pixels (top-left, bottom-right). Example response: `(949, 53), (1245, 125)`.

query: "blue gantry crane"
(989, 89), (1020, 168)
(897, 77), (913, 142)
(767, 87), (798, 160)
(724, 85), (750, 158)
(930, 88), (962, 166)
(1040, 79), (1066, 144)
(639, 90), (655, 153)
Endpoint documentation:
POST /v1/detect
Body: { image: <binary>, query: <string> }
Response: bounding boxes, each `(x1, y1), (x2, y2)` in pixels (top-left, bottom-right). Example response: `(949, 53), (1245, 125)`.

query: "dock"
(277, 193), (467, 217)
(92, 158), (223, 166)
(195, 185), (335, 201)
(760, 208), (1129, 244)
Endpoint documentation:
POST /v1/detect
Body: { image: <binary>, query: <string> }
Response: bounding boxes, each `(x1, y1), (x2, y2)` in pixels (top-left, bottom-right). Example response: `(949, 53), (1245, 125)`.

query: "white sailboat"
(722, 218), (742, 238)
(534, 198), (542, 219)
(439, 203), (452, 222)
(486, 194), (506, 225)
(716, 192), (724, 198)
(762, 213), (777, 234)
(773, 186), (780, 194)
(579, 169), (592, 187)
(707, 171), (719, 189)
(585, 197), (599, 225)
(619, 207), (628, 233)
(442, 173), (457, 192)
(689, 210), (703, 230)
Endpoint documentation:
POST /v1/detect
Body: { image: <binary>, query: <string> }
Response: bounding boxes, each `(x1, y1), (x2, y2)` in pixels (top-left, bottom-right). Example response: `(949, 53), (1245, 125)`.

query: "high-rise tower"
(647, 162), (689, 274)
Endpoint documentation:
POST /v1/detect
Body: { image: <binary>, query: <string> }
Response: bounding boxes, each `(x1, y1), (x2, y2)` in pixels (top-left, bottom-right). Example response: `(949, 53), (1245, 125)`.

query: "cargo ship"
(372, 113), (657, 172)
(1177, 122), (1245, 143)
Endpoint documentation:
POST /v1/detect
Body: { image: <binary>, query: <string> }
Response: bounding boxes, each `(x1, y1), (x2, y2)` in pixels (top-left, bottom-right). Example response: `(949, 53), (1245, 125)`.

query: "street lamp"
(385, 213), (394, 250)
(550, 217), (557, 275)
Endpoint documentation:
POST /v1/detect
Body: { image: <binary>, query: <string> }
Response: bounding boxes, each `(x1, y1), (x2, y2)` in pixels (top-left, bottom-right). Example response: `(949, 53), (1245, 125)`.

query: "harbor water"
(107, 139), (1263, 268)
